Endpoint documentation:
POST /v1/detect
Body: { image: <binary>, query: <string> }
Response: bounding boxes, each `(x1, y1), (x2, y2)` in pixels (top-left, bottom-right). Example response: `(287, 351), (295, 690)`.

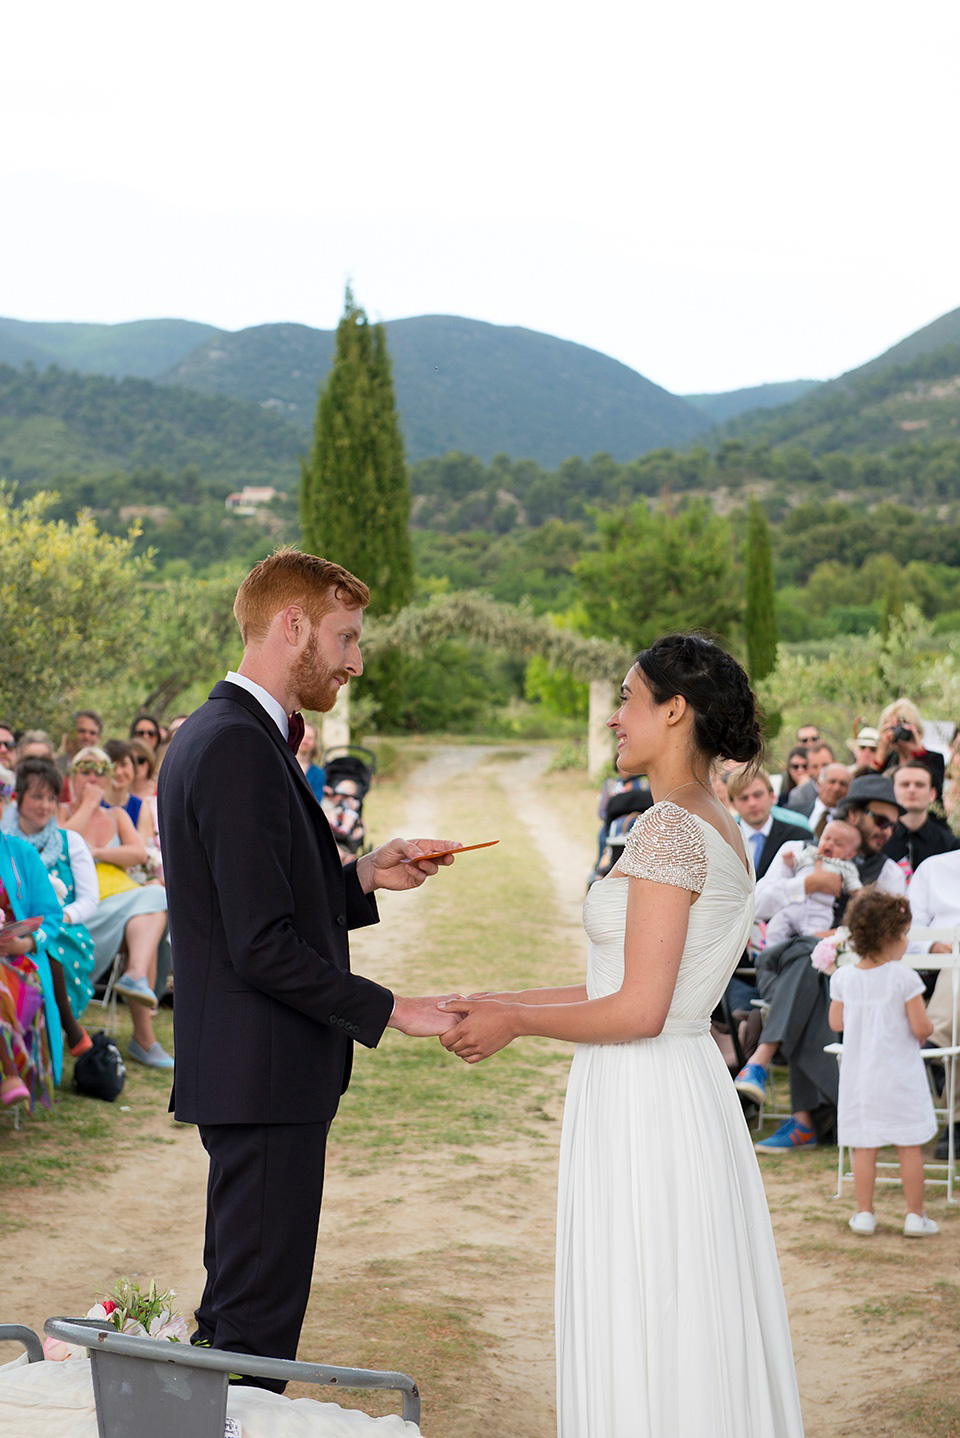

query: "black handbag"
(73, 1031), (126, 1101)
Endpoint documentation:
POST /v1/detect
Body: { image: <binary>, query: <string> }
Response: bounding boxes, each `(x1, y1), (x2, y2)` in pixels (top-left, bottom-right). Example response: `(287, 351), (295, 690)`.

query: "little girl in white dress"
(828, 889), (938, 1236)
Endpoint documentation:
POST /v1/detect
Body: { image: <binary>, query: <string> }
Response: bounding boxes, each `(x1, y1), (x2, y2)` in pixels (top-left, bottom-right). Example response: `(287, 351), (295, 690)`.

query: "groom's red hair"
(233, 548), (370, 645)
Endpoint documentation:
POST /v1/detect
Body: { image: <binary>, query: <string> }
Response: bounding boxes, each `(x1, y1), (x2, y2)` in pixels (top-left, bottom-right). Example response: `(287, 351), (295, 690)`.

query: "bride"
(441, 634), (805, 1437)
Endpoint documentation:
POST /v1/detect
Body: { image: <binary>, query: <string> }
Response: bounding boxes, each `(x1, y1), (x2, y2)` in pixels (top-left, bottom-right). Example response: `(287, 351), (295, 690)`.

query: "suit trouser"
(196, 1120), (330, 1391)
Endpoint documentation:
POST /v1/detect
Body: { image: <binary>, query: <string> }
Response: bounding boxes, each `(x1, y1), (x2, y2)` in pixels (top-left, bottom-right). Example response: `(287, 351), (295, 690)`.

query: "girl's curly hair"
(845, 888), (911, 960)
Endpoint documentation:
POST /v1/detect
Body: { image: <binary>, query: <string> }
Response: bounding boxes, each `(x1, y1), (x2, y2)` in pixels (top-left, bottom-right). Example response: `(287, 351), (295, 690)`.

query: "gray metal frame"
(41, 1318), (421, 1433)
(0, 1324), (45, 1363)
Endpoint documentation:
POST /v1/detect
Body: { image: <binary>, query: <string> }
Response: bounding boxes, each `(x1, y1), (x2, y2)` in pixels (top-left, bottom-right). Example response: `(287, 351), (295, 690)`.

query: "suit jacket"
(784, 779), (817, 818)
(157, 681), (394, 1126)
(753, 816), (814, 880)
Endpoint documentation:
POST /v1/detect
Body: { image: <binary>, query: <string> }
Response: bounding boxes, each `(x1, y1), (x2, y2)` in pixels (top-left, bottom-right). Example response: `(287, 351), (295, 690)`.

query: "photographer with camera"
(871, 700), (945, 805)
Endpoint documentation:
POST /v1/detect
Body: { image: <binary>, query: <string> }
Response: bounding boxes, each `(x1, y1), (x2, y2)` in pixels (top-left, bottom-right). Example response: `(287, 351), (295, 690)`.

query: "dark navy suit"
(158, 681), (394, 1379)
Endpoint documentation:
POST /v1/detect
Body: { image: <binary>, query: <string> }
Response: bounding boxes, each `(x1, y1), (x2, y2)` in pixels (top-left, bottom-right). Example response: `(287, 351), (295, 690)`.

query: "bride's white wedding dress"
(556, 802), (804, 1437)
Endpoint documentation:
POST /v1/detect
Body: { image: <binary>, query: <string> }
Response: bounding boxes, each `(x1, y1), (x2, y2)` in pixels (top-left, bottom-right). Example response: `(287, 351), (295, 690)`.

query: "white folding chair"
(826, 925), (960, 1203)
(89, 951), (124, 1037)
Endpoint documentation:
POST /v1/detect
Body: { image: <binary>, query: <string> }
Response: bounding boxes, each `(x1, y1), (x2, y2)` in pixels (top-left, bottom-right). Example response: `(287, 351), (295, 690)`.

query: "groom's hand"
(438, 999), (519, 1062)
(388, 994), (464, 1037)
(357, 838), (461, 894)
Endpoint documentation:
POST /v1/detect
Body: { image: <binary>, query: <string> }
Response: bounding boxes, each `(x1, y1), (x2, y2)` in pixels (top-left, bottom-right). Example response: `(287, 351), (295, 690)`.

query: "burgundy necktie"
(287, 711), (305, 753)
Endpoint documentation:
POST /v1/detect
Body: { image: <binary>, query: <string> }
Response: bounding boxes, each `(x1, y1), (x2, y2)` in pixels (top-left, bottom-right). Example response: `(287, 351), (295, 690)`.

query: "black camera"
(892, 723), (914, 743)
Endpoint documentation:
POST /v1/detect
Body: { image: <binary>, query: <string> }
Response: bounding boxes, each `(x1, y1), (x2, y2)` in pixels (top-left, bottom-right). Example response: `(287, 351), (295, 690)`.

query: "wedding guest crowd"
(0, 707), (198, 1115)
(726, 707), (959, 1159)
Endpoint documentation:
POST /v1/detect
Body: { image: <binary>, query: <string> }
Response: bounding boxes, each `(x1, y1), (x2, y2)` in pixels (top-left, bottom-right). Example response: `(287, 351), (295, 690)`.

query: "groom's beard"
(292, 630), (348, 713)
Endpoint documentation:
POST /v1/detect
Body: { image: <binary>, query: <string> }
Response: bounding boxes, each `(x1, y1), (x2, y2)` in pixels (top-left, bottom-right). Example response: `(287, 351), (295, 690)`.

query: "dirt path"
(4, 743), (960, 1436)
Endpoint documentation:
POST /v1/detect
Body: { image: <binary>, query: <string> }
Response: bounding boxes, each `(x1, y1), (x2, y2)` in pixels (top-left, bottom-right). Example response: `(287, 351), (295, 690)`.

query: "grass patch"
(0, 1008), (176, 1189)
(295, 1247), (505, 1433)
(338, 766), (580, 1168)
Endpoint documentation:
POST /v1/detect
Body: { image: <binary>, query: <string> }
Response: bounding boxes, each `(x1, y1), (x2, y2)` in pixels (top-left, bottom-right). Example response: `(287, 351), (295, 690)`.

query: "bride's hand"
(438, 998), (520, 1063)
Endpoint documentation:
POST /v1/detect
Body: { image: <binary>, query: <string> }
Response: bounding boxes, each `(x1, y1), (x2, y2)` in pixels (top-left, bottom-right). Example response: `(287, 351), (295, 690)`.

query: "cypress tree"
(744, 498), (778, 681)
(300, 287), (413, 617)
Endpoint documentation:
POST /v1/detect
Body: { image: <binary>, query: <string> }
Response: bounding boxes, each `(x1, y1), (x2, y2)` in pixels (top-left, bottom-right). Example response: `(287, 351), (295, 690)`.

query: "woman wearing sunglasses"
(778, 745), (809, 803)
(129, 714), (162, 753)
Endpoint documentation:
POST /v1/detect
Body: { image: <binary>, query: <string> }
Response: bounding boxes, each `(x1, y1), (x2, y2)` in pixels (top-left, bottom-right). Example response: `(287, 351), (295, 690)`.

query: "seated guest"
(165, 714), (189, 739)
(883, 762), (959, 880)
(907, 848), (960, 1159)
(128, 740), (163, 881)
(762, 820), (862, 947)
(785, 745), (840, 819)
(871, 699), (946, 802)
(0, 723), (16, 773)
(807, 763), (851, 831)
(295, 720), (326, 801)
(795, 723), (820, 748)
(778, 746), (810, 804)
(16, 730), (55, 762)
(1, 758), (97, 1057)
(63, 748), (173, 1069)
(129, 713), (162, 754)
(728, 768), (812, 877)
(0, 826), (64, 1107)
(129, 738), (158, 802)
(848, 724), (880, 771)
(103, 740), (143, 829)
(710, 759), (739, 813)
(833, 775), (908, 896)
(57, 710), (103, 772)
(722, 768), (812, 1040)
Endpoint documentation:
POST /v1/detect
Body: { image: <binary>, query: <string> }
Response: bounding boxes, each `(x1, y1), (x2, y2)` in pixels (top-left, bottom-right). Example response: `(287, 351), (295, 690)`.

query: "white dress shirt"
(225, 670), (289, 739)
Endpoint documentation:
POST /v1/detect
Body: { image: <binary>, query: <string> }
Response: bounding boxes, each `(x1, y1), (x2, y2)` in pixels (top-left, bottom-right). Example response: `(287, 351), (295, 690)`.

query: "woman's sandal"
(69, 1029), (93, 1058)
(2, 1074), (30, 1106)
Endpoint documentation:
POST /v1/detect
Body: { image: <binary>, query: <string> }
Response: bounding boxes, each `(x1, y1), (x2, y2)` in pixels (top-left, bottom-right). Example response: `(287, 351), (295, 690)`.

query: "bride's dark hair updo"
(634, 634), (764, 767)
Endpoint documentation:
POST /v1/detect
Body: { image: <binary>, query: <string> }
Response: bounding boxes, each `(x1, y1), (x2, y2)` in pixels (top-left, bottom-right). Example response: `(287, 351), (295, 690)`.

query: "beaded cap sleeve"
(618, 801), (708, 893)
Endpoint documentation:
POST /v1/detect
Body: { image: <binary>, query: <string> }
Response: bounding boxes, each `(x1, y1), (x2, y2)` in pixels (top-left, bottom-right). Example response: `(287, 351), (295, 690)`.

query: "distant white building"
(225, 486), (277, 515)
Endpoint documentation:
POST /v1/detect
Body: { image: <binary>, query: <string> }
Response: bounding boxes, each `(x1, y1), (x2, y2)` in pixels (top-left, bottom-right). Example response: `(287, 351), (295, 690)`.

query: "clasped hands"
(388, 988), (518, 1063)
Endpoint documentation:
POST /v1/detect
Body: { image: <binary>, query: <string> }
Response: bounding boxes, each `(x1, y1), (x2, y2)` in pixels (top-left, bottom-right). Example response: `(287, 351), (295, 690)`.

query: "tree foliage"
(300, 289), (413, 616)
(0, 487), (150, 731)
(573, 501), (742, 649)
(744, 498), (778, 680)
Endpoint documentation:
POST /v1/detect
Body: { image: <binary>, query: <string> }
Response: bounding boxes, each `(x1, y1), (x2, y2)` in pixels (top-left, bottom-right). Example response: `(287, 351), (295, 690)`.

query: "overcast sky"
(3, 1), (958, 395)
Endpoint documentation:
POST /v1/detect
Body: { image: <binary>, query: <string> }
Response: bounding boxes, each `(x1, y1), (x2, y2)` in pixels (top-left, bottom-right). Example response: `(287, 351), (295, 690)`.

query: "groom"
(158, 549), (458, 1386)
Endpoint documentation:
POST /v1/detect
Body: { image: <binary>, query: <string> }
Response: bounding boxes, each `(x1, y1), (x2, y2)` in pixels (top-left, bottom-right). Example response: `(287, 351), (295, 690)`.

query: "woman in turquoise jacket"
(0, 829), (64, 1094)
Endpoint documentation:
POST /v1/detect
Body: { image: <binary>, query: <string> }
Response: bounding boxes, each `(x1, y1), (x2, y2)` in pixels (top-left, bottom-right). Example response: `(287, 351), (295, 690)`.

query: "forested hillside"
(721, 312), (960, 453)
(0, 314), (709, 465)
(162, 315), (708, 464)
(0, 317), (220, 378)
(0, 363), (303, 489)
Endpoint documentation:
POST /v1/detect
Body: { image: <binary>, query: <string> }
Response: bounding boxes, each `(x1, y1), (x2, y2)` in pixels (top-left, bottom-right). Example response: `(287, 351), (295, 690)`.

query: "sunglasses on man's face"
(0, 737), (14, 750)
(866, 809), (896, 831)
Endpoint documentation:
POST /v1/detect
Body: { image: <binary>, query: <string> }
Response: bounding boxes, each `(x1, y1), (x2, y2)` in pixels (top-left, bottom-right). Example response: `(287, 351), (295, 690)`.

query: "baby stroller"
(321, 745), (376, 862)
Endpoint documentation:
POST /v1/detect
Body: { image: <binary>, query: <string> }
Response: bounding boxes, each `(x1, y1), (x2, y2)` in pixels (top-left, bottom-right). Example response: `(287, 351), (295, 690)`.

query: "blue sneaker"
(734, 1062), (767, 1106)
(129, 1039), (174, 1070)
(113, 973), (158, 1009)
(755, 1117), (817, 1152)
